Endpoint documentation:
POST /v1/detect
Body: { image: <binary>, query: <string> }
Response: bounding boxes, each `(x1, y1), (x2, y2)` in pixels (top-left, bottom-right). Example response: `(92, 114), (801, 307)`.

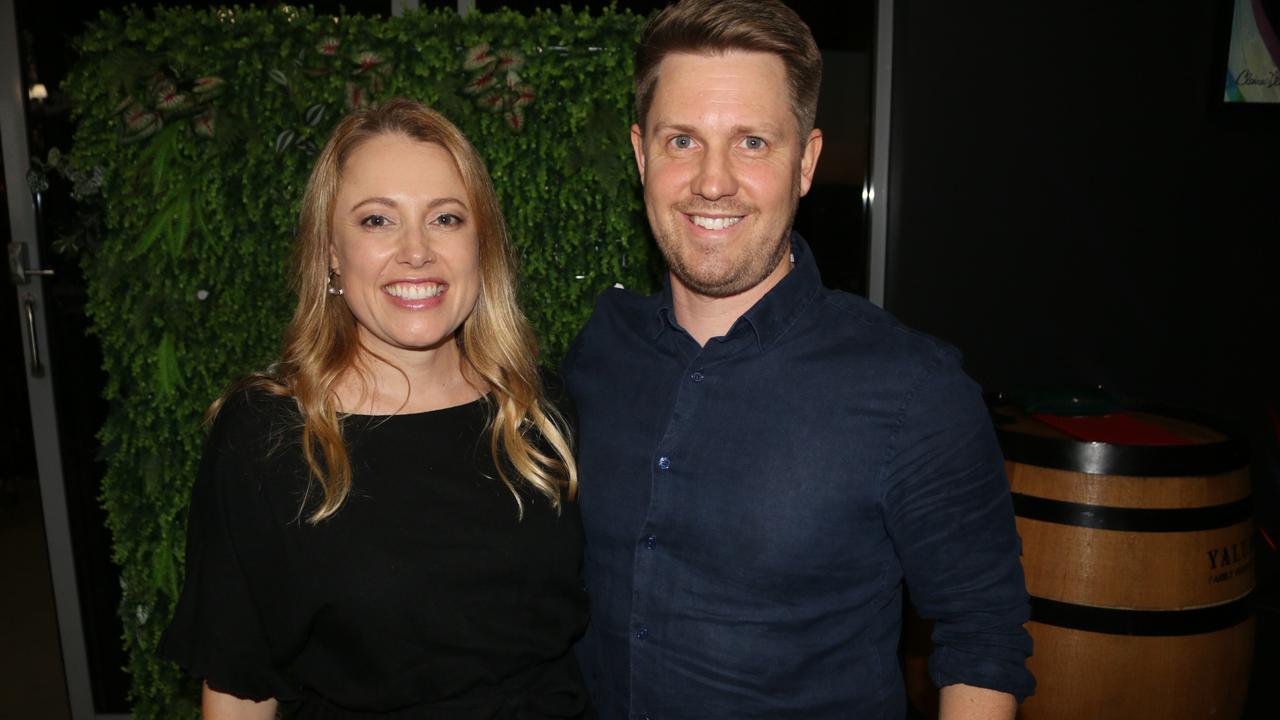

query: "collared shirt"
(562, 234), (1034, 720)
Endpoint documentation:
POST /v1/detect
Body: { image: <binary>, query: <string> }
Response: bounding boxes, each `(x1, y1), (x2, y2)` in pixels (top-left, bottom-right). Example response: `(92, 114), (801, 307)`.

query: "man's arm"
(939, 683), (1016, 720)
(202, 682), (278, 720)
(883, 346), (1035, 704)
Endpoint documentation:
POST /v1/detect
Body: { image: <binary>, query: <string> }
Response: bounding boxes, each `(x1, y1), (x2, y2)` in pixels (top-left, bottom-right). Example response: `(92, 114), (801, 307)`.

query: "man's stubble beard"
(652, 191), (800, 300)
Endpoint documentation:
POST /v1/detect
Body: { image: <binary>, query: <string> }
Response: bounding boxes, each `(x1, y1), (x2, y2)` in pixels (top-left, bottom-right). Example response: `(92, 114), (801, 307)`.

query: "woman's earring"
(327, 269), (344, 296)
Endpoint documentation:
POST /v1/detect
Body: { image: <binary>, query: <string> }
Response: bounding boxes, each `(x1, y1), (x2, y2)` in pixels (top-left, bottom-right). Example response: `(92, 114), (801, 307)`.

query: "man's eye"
(360, 214), (391, 228)
(741, 136), (766, 150)
(433, 213), (463, 226)
(670, 135), (694, 150)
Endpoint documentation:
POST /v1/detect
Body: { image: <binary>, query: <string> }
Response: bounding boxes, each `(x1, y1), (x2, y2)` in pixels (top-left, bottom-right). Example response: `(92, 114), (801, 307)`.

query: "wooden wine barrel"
(994, 405), (1254, 720)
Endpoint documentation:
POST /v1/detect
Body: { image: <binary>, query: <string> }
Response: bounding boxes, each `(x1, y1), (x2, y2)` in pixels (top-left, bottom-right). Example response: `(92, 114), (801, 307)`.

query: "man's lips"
(684, 213), (745, 231)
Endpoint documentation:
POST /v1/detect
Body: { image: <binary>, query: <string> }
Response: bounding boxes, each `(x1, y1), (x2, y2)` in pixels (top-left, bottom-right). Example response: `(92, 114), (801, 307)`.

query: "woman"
(161, 99), (586, 718)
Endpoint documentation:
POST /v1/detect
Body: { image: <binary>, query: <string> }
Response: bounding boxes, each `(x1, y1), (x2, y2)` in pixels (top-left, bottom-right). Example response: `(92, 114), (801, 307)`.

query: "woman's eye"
(433, 213), (463, 226)
(741, 136), (766, 150)
(359, 214), (391, 228)
(670, 135), (694, 150)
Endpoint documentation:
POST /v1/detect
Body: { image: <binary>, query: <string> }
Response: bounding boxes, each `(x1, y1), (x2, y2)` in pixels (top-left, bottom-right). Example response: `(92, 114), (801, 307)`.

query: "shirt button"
(636, 624), (649, 640)
(691, 371), (704, 383)
(657, 456), (671, 470)
(644, 535), (657, 549)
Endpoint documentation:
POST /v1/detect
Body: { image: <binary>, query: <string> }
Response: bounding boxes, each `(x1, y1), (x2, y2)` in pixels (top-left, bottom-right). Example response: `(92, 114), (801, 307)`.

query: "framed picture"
(1223, 0), (1280, 103)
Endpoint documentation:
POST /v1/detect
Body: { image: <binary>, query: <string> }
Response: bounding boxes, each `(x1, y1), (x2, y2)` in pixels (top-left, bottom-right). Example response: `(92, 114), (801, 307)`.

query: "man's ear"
(798, 128), (823, 197)
(630, 123), (646, 185)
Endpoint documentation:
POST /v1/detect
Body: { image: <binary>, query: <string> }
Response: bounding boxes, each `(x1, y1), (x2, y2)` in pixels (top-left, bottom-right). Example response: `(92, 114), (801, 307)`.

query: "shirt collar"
(649, 232), (822, 351)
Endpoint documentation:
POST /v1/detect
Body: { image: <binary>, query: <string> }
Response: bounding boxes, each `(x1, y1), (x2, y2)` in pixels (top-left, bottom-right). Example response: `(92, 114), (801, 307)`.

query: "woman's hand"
(202, 682), (278, 720)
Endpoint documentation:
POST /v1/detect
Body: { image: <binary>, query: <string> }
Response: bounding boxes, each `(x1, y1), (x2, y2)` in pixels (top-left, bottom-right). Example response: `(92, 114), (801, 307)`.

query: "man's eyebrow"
(649, 122), (699, 135)
(731, 124), (785, 138)
(648, 123), (786, 138)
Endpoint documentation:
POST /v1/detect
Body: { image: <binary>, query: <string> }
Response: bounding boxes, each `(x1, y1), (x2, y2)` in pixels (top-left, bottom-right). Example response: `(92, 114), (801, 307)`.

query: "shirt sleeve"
(158, 391), (291, 702)
(881, 346), (1036, 702)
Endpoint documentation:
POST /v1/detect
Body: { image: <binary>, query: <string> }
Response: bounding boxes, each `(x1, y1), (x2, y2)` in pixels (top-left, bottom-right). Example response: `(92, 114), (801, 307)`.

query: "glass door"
(2, 0), (129, 716)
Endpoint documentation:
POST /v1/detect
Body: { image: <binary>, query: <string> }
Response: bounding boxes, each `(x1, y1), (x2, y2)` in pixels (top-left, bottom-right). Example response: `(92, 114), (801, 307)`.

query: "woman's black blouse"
(160, 388), (587, 718)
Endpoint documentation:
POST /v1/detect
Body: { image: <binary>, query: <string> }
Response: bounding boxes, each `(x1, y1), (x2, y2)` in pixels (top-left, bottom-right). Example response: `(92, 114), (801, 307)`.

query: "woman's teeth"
(384, 282), (444, 299)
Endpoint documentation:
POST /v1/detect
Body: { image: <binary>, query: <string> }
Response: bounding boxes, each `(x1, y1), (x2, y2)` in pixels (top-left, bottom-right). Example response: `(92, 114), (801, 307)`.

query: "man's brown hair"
(634, 0), (823, 137)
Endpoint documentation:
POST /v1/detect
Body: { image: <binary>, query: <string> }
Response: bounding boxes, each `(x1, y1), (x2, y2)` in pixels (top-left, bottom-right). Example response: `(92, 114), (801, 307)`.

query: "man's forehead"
(647, 51), (793, 128)
(653, 49), (789, 81)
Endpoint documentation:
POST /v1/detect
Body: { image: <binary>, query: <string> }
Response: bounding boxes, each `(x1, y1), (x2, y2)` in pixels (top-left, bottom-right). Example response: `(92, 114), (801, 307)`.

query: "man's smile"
(687, 214), (744, 231)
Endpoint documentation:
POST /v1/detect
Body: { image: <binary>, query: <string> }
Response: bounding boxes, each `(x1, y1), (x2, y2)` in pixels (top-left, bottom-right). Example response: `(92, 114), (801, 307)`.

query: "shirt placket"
(627, 329), (744, 720)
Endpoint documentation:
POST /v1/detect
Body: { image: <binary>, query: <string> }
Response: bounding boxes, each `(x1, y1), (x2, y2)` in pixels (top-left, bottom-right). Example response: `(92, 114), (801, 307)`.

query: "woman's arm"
(202, 682), (278, 720)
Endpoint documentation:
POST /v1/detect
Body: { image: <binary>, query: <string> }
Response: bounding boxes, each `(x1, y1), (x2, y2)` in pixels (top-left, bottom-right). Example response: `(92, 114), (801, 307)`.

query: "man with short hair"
(562, 1), (1034, 717)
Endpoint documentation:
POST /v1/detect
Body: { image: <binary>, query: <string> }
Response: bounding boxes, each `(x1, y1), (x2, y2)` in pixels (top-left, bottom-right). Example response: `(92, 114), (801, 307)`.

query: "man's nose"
(690, 147), (738, 201)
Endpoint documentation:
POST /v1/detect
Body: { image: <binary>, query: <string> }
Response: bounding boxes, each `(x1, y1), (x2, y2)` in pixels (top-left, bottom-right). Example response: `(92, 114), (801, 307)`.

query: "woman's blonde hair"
(214, 98), (576, 522)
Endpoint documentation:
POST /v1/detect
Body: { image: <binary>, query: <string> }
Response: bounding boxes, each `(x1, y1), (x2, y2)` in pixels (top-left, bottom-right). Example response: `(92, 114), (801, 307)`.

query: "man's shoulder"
(565, 286), (660, 357)
(807, 288), (961, 369)
(587, 284), (660, 325)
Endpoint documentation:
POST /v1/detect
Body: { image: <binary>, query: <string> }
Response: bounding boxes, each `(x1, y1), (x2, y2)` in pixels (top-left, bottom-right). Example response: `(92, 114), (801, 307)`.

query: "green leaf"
(155, 332), (181, 396)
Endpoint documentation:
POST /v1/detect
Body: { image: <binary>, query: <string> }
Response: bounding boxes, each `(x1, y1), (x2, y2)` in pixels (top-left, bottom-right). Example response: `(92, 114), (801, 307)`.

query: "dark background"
(886, 0), (1280, 571)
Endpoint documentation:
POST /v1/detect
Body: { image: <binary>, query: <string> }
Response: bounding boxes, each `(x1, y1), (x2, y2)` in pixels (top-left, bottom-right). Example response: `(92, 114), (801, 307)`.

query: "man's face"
(632, 50), (822, 299)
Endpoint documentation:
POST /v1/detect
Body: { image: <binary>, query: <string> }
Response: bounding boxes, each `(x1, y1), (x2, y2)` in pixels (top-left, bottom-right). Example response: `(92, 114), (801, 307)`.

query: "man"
(561, 1), (1034, 717)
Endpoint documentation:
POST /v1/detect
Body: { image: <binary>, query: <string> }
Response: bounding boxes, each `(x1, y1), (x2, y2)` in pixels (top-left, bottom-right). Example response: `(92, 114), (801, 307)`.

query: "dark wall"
(886, 1), (1279, 421)
(885, 0), (1280, 579)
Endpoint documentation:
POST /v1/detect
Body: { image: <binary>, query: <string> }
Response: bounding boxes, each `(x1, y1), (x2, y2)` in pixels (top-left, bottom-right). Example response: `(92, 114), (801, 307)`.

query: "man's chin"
(669, 259), (760, 299)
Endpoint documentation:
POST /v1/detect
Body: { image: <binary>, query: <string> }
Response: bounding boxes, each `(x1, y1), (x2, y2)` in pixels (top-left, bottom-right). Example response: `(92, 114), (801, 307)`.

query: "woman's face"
(329, 133), (482, 360)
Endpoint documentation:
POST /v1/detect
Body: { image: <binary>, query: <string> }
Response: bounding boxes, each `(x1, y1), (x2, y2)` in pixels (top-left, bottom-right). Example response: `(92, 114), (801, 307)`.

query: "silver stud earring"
(327, 269), (344, 296)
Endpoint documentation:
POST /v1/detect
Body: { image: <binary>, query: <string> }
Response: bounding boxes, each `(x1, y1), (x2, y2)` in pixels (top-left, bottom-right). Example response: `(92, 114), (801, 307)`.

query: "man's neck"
(671, 256), (791, 347)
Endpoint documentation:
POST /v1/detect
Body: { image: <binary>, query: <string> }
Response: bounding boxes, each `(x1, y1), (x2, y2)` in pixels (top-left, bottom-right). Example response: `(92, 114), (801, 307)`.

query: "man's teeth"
(385, 282), (444, 300)
(690, 215), (742, 230)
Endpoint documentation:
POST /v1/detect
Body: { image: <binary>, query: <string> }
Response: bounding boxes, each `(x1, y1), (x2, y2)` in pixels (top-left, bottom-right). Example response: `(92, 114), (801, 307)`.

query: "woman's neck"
(333, 338), (484, 415)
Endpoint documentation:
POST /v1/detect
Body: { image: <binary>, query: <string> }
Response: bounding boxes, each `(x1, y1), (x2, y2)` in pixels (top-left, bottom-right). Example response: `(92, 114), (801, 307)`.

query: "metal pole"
(866, 0), (894, 307)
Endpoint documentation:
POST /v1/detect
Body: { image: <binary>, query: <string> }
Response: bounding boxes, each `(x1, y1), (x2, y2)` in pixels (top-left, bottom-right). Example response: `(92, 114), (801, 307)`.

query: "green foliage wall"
(63, 5), (653, 716)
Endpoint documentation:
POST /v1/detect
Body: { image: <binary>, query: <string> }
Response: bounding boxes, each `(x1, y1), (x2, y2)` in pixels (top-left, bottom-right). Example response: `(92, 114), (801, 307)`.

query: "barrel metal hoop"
(1029, 594), (1254, 636)
(1012, 493), (1253, 532)
(996, 428), (1246, 476)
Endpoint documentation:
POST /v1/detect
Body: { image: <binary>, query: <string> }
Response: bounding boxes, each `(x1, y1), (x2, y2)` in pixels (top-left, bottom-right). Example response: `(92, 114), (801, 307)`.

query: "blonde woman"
(161, 99), (586, 719)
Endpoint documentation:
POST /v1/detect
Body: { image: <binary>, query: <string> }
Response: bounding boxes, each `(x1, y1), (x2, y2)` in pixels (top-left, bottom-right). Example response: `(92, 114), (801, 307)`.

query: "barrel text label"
(1207, 539), (1253, 584)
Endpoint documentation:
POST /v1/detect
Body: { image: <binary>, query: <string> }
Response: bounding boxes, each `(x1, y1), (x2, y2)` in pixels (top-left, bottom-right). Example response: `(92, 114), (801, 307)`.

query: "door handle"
(23, 294), (45, 377)
(8, 241), (54, 285)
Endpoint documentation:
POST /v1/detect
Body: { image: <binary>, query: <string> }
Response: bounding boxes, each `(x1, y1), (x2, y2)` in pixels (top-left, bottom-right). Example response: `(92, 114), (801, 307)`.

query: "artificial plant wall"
(63, 5), (653, 716)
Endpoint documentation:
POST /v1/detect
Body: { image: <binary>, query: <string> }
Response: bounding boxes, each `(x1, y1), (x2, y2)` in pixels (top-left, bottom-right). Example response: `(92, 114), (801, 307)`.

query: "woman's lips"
(383, 280), (447, 308)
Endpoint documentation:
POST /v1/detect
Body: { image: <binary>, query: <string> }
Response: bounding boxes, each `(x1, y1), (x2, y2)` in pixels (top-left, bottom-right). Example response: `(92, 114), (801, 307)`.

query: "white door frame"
(1, 0), (126, 717)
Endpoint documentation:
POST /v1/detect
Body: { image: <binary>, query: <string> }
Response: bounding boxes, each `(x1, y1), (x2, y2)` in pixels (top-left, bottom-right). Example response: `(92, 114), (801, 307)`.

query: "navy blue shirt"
(562, 235), (1033, 719)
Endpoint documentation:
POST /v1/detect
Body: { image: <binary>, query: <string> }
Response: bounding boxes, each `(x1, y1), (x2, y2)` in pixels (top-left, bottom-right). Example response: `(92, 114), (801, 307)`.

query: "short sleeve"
(882, 347), (1036, 701)
(158, 390), (291, 701)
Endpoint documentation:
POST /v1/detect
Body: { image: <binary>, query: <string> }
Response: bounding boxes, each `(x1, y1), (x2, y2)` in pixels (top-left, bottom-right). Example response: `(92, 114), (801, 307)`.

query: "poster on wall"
(1224, 0), (1280, 102)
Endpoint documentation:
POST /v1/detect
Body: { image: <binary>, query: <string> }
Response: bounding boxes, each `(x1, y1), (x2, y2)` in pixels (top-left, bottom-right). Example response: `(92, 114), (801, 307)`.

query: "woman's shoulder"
(208, 382), (300, 452)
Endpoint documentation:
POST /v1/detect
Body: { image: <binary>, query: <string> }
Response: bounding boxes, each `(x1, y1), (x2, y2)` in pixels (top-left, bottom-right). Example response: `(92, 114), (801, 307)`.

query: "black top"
(160, 386), (588, 719)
